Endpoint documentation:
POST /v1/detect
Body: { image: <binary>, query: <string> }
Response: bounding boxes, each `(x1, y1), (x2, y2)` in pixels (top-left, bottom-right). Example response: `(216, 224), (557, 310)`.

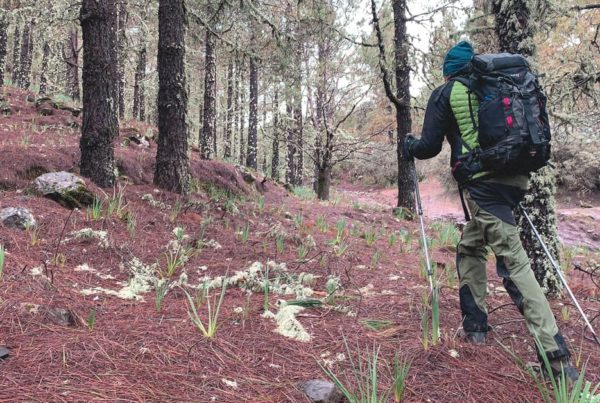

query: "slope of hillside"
(0, 88), (598, 402)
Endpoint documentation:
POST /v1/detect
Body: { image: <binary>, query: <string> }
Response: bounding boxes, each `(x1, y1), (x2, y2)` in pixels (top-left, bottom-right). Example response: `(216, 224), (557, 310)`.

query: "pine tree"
(493, 0), (561, 294)
(79, 0), (119, 187)
(154, 0), (190, 194)
(0, 12), (7, 88)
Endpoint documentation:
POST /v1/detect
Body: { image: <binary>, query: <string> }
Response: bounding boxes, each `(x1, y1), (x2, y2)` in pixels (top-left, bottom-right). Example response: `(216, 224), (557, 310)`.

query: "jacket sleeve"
(410, 83), (452, 160)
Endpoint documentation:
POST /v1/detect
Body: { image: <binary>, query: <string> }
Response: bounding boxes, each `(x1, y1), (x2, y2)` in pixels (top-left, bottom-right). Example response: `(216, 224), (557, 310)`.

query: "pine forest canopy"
(0, 0), (598, 200)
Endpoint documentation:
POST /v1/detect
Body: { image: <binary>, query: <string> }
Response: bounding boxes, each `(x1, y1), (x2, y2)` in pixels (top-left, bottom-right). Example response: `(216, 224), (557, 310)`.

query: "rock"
(0, 346), (9, 360)
(0, 207), (36, 229)
(299, 380), (344, 403)
(55, 100), (81, 117)
(127, 136), (150, 148)
(35, 97), (57, 116)
(26, 94), (36, 103)
(120, 127), (141, 137)
(284, 211), (293, 220)
(33, 172), (95, 209)
(44, 307), (77, 327)
(0, 101), (11, 116)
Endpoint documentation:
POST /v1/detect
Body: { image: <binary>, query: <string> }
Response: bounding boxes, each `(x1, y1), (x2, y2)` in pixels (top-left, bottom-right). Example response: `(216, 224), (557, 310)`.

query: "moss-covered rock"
(33, 171), (95, 209)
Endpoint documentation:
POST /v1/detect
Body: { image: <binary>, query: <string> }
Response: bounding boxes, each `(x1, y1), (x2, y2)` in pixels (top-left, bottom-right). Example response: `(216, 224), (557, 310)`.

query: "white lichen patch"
(320, 351), (346, 369)
(74, 264), (115, 280)
(30, 266), (43, 276)
(141, 194), (169, 209)
(273, 304), (311, 342)
(221, 379), (238, 389)
(204, 239), (222, 250)
(388, 275), (400, 281)
(80, 257), (158, 301)
(359, 283), (376, 296)
(66, 228), (109, 248)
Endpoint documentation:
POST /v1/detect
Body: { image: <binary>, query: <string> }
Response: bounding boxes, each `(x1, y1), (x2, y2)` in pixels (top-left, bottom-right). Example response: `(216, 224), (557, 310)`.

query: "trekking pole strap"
(519, 203), (600, 344)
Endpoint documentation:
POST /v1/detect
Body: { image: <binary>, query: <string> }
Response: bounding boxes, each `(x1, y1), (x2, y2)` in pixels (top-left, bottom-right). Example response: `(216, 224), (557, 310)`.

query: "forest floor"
(0, 87), (599, 402)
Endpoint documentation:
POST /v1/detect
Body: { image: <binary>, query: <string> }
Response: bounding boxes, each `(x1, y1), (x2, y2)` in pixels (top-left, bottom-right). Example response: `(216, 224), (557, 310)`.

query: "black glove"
(403, 135), (417, 161)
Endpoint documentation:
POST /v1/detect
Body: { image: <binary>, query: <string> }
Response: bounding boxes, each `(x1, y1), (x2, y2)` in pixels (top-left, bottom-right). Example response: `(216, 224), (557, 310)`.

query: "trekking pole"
(519, 203), (600, 345)
(411, 160), (434, 293)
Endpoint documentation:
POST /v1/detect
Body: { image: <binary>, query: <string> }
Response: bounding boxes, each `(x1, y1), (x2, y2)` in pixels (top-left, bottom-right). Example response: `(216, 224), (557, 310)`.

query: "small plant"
(86, 198), (103, 221)
(370, 250), (382, 268)
(561, 306), (569, 322)
(360, 319), (394, 331)
(393, 207), (408, 220)
(399, 229), (412, 252)
(224, 195), (239, 214)
(419, 288), (440, 349)
(263, 264), (270, 312)
(292, 186), (316, 201)
(431, 289), (440, 345)
(392, 354), (412, 403)
(183, 276), (228, 339)
(363, 227), (377, 247)
(86, 309), (96, 330)
(106, 184), (127, 217)
(25, 223), (41, 246)
(0, 245), (5, 280)
(174, 226), (186, 243)
(125, 211), (137, 237)
(20, 134), (30, 146)
(319, 336), (390, 402)
(334, 240), (349, 257)
(388, 232), (398, 247)
(433, 222), (460, 247)
(297, 244), (309, 260)
(335, 219), (346, 241)
(275, 235), (285, 254)
(52, 253), (67, 267)
(155, 279), (170, 312)
(293, 214), (304, 229)
(170, 200), (182, 223)
(239, 223), (250, 243)
(316, 215), (328, 232)
(163, 248), (189, 278)
(256, 195), (265, 214)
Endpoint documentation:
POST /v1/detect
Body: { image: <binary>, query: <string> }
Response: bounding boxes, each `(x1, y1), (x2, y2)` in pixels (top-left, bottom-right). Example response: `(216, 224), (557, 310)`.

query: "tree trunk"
(39, 42), (50, 95)
(200, 28), (217, 160)
(239, 61), (246, 166)
(285, 102), (296, 185)
(132, 46), (146, 121)
(10, 24), (19, 85)
(17, 21), (33, 89)
(224, 60), (233, 158)
(154, 0), (189, 194)
(117, 0), (127, 119)
(271, 88), (280, 180)
(392, 0), (415, 209)
(65, 29), (81, 102)
(493, 0), (560, 294)
(79, 0), (119, 187)
(0, 13), (7, 88)
(232, 56), (240, 160)
(316, 164), (332, 201)
(246, 56), (258, 169)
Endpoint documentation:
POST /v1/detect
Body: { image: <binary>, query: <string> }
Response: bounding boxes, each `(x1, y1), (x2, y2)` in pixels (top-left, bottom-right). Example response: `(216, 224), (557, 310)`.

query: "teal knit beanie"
(443, 41), (474, 77)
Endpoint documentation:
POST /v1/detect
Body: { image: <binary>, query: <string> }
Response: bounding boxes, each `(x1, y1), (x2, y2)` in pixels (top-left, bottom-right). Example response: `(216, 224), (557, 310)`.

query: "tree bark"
(0, 13), (7, 88)
(17, 21), (33, 89)
(246, 56), (258, 169)
(10, 24), (19, 85)
(64, 29), (81, 102)
(316, 164), (332, 200)
(233, 55), (240, 160)
(271, 88), (280, 180)
(154, 0), (189, 194)
(239, 61), (246, 166)
(493, 0), (560, 294)
(285, 102), (296, 184)
(79, 0), (119, 187)
(39, 42), (50, 95)
(117, 0), (127, 119)
(200, 28), (217, 160)
(392, 0), (414, 209)
(224, 60), (233, 158)
(132, 46), (146, 121)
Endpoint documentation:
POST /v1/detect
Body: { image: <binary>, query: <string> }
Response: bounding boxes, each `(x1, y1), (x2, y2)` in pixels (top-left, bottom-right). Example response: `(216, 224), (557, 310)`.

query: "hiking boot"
(465, 331), (486, 345)
(545, 357), (579, 386)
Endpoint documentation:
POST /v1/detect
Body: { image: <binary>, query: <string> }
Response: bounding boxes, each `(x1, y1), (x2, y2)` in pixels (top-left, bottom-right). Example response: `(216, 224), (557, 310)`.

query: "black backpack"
(452, 53), (551, 177)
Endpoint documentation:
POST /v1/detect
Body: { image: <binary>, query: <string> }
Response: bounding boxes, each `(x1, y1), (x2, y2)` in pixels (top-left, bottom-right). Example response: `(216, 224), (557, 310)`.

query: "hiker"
(403, 41), (578, 381)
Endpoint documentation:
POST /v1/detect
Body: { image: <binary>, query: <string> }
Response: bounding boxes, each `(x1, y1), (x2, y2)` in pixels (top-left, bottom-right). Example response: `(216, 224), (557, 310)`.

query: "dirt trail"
(338, 178), (600, 250)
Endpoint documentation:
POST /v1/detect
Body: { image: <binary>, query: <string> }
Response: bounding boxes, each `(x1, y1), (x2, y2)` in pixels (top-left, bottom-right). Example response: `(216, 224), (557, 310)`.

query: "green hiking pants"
(457, 191), (568, 359)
